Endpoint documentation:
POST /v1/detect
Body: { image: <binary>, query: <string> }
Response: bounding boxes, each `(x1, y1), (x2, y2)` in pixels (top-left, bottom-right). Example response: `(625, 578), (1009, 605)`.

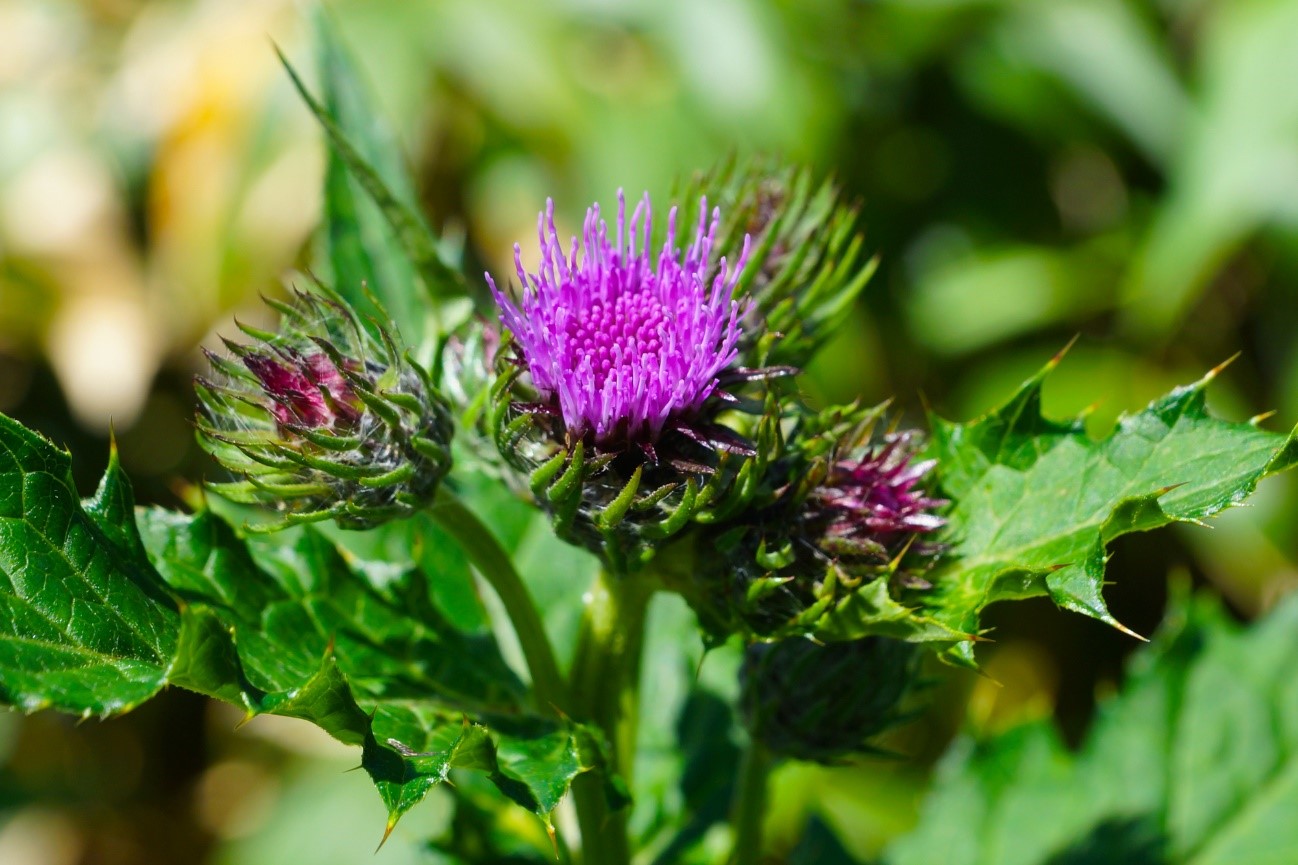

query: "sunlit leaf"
(0, 413), (612, 833)
(918, 353), (1298, 665)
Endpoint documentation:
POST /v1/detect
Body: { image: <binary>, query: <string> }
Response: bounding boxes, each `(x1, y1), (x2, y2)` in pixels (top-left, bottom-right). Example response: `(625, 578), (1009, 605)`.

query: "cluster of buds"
(478, 175), (947, 757)
(676, 402), (947, 642)
(196, 283), (452, 530)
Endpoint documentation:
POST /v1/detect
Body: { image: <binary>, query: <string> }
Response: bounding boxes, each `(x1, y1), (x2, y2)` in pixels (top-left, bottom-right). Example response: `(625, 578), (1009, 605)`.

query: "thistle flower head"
(196, 284), (452, 530)
(488, 192), (750, 450)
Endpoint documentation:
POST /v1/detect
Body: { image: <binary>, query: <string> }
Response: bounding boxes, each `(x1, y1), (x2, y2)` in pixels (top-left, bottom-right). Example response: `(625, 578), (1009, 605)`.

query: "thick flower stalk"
(196, 284), (452, 530)
(488, 192), (750, 451)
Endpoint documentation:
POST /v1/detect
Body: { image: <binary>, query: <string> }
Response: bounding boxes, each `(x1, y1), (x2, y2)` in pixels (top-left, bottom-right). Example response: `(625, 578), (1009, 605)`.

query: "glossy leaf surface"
(913, 356), (1297, 664)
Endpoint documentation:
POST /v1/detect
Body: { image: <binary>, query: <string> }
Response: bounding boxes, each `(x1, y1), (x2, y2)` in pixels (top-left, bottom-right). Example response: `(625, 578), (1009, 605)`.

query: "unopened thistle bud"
(674, 158), (875, 369)
(486, 192), (790, 568)
(806, 431), (946, 562)
(196, 283), (453, 530)
(740, 635), (920, 762)
(686, 405), (947, 640)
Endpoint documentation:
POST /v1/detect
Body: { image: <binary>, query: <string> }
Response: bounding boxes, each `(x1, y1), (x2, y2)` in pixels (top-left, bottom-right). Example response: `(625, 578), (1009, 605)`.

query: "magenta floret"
(815, 434), (947, 546)
(488, 192), (751, 447)
(240, 349), (360, 431)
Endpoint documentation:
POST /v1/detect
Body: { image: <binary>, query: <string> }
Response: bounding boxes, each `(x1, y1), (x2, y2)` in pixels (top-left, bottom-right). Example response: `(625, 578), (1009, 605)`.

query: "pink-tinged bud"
(812, 433), (947, 549)
(677, 403), (948, 642)
(197, 282), (453, 530)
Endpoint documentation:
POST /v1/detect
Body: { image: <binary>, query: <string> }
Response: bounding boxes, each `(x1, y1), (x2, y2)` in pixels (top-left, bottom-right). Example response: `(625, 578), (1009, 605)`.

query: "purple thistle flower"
(812, 433), (946, 556)
(488, 191), (751, 449)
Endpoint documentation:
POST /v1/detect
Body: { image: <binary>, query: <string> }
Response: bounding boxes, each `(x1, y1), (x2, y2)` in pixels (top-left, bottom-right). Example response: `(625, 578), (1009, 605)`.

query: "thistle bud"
(806, 431), (946, 561)
(683, 404), (947, 640)
(739, 635), (919, 762)
(674, 158), (875, 369)
(196, 283), (453, 530)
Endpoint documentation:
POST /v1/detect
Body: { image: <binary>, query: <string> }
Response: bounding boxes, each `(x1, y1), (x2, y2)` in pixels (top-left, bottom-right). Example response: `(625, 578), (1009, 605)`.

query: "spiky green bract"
(906, 353), (1298, 668)
(672, 156), (876, 370)
(671, 400), (961, 646)
(196, 282), (453, 530)
(740, 635), (920, 763)
(484, 335), (787, 572)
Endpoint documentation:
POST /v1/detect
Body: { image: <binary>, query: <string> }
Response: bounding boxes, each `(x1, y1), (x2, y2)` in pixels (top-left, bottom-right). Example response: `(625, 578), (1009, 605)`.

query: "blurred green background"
(2, 0), (1297, 862)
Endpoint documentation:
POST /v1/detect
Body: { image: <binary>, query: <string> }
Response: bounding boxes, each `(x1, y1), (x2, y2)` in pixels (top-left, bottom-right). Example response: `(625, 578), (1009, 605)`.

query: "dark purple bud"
(241, 352), (333, 428)
(812, 434), (946, 550)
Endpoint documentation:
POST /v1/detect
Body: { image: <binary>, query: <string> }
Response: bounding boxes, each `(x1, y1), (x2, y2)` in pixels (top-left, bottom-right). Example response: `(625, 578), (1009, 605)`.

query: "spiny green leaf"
(142, 507), (611, 828)
(0, 416), (178, 715)
(886, 589), (1298, 865)
(0, 413), (612, 835)
(815, 578), (969, 644)
(921, 355), (1298, 665)
(160, 504), (626, 828)
(367, 703), (619, 828)
(137, 508), (527, 714)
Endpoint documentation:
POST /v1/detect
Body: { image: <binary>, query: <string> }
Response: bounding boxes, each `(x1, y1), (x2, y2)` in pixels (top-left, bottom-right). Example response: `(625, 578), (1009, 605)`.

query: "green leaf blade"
(369, 703), (617, 828)
(886, 590), (1298, 865)
(282, 12), (468, 348)
(921, 360), (1297, 661)
(0, 413), (607, 835)
(0, 414), (178, 715)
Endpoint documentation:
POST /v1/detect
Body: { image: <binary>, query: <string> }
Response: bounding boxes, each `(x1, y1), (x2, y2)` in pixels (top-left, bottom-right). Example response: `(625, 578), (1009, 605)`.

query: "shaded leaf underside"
(886, 589), (1298, 865)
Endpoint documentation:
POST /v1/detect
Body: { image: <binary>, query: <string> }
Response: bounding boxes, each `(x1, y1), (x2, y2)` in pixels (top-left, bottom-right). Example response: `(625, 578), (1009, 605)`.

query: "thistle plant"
(0, 27), (1296, 865)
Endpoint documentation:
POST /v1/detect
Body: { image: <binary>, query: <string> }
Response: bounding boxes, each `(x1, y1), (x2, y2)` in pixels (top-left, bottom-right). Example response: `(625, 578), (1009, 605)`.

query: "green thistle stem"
(428, 491), (567, 714)
(730, 738), (772, 865)
(570, 567), (656, 865)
